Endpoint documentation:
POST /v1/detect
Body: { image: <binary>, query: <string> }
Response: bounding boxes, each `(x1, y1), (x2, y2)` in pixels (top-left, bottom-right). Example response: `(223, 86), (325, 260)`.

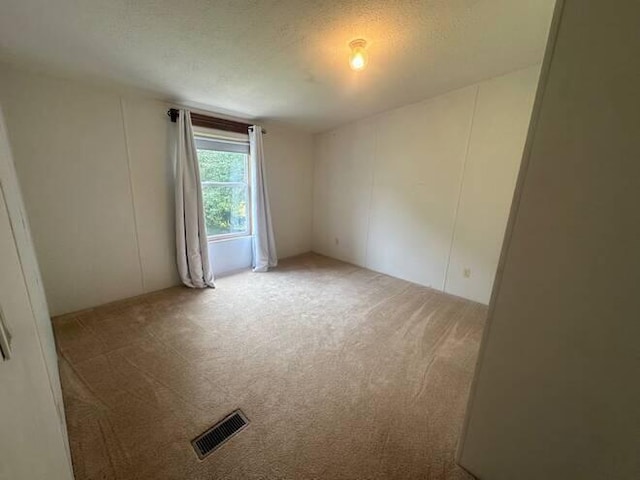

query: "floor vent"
(191, 410), (249, 459)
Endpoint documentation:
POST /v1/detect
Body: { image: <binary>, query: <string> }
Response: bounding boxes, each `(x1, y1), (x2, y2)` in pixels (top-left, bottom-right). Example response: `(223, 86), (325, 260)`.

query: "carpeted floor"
(53, 253), (486, 480)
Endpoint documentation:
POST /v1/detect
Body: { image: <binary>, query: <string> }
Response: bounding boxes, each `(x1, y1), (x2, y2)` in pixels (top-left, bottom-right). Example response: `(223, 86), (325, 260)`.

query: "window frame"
(194, 133), (252, 242)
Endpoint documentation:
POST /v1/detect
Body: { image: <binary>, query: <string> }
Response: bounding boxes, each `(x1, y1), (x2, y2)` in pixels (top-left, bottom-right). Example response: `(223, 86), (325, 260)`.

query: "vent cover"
(191, 410), (249, 459)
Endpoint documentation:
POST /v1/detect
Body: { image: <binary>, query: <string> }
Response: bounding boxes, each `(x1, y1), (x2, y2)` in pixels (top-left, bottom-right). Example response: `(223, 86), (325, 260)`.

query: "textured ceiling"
(0, 0), (555, 132)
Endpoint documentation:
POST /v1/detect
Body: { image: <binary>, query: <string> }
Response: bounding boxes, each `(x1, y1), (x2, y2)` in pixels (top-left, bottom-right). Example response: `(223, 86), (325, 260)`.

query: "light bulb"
(349, 39), (368, 71)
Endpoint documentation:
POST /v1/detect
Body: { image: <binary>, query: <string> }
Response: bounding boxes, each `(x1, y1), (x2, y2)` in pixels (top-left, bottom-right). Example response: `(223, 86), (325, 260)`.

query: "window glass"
(195, 137), (250, 239)
(198, 149), (247, 183)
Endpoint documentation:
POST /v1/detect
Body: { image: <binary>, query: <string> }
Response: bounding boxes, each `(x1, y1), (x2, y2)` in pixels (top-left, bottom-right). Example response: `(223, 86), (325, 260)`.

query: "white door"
(0, 108), (74, 480)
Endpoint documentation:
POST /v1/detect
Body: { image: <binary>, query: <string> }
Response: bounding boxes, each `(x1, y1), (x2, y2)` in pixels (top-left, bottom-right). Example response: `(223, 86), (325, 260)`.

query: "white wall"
(458, 0), (640, 478)
(208, 236), (253, 277)
(0, 66), (314, 315)
(264, 122), (314, 259)
(0, 108), (73, 480)
(312, 66), (539, 303)
(445, 68), (540, 302)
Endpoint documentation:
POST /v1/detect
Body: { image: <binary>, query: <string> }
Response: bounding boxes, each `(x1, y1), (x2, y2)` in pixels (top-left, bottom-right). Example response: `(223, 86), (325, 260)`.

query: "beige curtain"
(174, 109), (215, 288)
(249, 126), (277, 272)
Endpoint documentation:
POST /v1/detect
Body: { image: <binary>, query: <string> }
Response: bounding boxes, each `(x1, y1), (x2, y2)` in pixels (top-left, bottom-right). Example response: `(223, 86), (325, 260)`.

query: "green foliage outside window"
(197, 149), (249, 236)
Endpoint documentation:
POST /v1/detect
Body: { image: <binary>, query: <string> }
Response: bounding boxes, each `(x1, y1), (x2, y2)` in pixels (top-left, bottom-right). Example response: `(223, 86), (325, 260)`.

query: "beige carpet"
(53, 253), (486, 479)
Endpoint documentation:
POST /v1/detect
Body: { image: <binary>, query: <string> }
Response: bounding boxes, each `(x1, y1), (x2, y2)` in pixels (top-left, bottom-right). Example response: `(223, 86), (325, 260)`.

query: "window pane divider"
(201, 181), (247, 187)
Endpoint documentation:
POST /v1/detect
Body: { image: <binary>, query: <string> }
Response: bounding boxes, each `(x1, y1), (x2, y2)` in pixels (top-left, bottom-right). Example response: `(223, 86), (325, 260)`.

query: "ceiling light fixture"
(349, 39), (368, 71)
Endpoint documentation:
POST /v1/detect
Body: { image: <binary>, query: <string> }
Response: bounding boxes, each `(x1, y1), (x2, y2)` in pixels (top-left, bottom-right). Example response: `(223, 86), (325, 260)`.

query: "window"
(195, 136), (250, 239)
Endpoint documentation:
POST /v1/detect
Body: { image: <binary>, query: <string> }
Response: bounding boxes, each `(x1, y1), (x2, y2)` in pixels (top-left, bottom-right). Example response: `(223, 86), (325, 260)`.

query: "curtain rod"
(167, 108), (266, 134)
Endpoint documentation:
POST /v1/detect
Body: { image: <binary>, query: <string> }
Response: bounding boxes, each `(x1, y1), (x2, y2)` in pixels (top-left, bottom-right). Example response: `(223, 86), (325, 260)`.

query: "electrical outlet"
(463, 268), (471, 278)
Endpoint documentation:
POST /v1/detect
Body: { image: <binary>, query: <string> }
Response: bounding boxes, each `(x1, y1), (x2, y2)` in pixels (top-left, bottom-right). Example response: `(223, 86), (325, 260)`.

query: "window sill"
(207, 234), (252, 244)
